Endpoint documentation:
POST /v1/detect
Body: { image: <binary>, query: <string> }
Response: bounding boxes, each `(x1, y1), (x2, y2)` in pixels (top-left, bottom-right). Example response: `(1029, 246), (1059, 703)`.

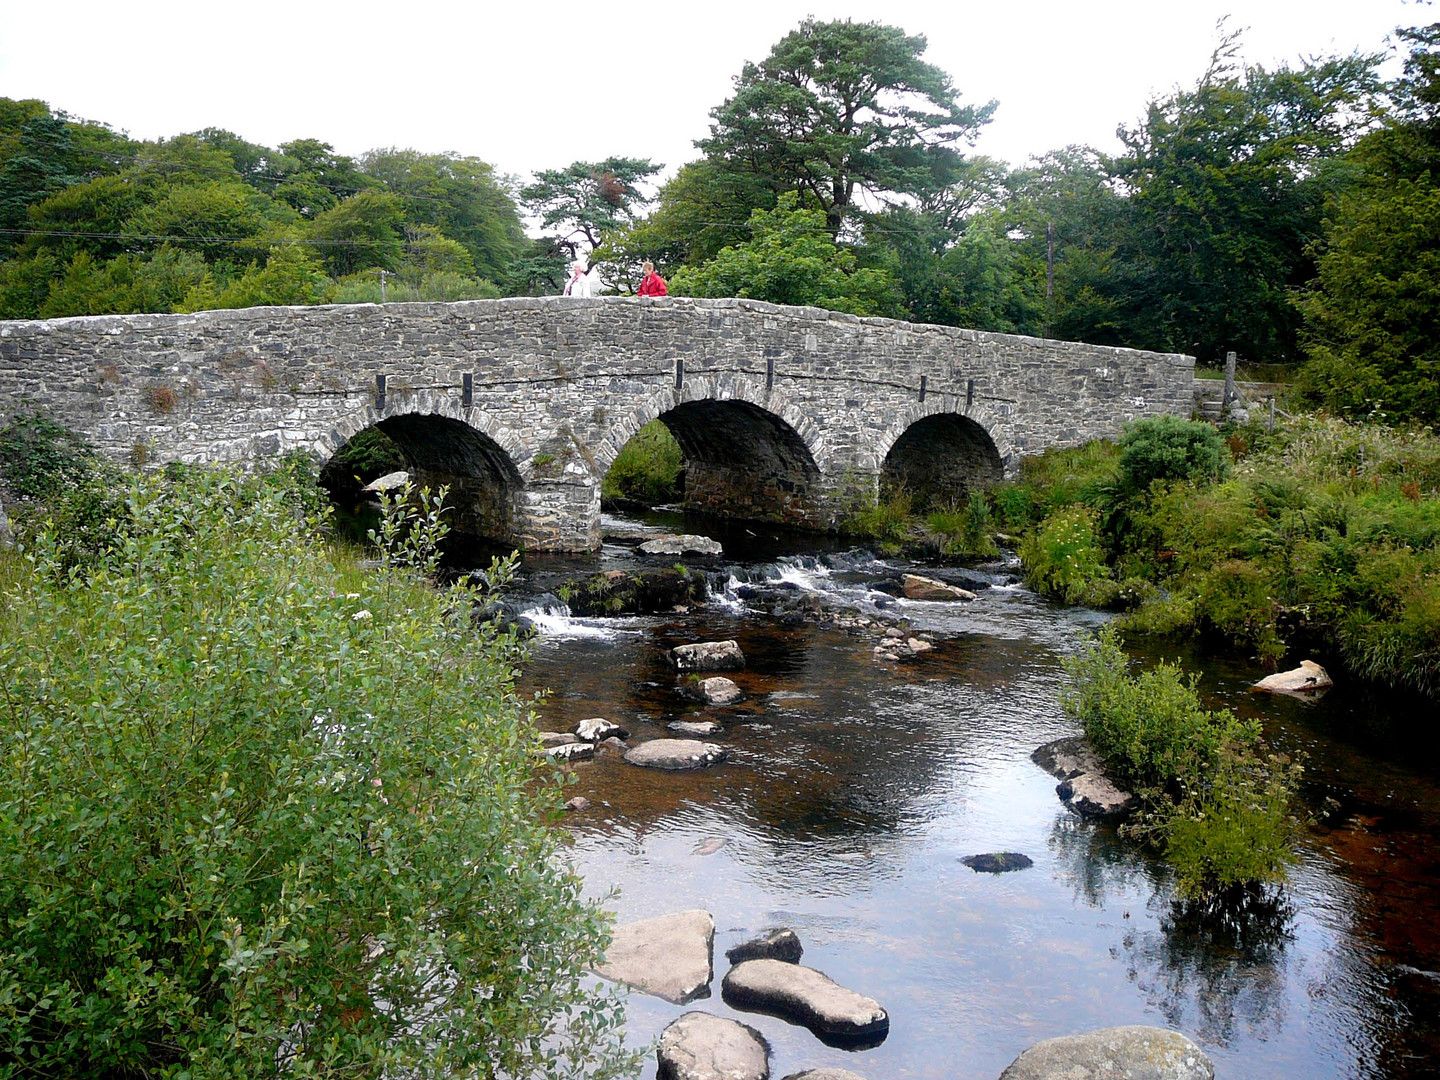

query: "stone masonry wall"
(0, 296), (1194, 550)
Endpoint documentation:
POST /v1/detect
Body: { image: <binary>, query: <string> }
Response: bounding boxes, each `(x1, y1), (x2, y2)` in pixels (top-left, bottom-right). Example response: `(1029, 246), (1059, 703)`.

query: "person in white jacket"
(562, 260), (592, 297)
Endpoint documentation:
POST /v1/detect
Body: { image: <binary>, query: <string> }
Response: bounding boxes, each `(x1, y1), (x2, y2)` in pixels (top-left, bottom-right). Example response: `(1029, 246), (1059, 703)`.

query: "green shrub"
(1062, 630), (1299, 900)
(602, 419), (684, 504)
(841, 488), (913, 544)
(1020, 505), (1111, 604)
(1118, 415), (1226, 490)
(0, 472), (634, 1079)
(925, 492), (999, 558)
(0, 412), (97, 502)
(319, 426), (408, 498)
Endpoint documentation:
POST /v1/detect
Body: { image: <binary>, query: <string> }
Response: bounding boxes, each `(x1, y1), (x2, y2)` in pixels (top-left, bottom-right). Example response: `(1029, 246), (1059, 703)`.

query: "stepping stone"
(681, 676), (744, 705)
(901, 573), (976, 601)
(961, 852), (1034, 873)
(545, 742), (593, 763)
(657, 1011), (769, 1080)
(781, 1071), (869, 1080)
(670, 720), (725, 737)
(575, 717), (629, 742)
(594, 909), (714, 1004)
(998, 1025), (1214, 1080)
(639, 534), (724, 556)
(721, 958), (888, 1047)
(669, 640), (746, 671)
(538, 731), (580, 748)
(726, 928), (803, 965)
(625, 739), (726, 771)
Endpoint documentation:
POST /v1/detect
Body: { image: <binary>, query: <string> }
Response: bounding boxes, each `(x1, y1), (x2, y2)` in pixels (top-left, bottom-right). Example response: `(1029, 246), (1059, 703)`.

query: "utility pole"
(1045, 222), (1055, 303)
(378, 268), (391, 302)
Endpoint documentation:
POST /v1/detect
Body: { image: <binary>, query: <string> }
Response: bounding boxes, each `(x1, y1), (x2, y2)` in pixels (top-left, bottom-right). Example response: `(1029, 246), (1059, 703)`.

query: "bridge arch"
(600, 376), (828, 528)
(323, 391), (526, 543)
(877, 404), (1012, 510)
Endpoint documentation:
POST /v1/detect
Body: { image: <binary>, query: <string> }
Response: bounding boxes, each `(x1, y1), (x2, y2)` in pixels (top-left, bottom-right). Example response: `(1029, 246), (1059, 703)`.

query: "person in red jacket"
(637, 261), (668, 297)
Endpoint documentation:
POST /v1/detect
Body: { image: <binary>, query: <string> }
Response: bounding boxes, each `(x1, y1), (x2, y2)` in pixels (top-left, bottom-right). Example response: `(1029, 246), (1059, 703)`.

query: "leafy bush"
(925, 492), (999, 558)
(602, 419), (684, 504)
(1062, 631), (1300, 899)
(0, 472), (634, 1079)
(1118, 415), (1226, 490)
(319, 426), (408, 499)
(0, 412), (96, 502)
(1020, 505), (1111, 604)
(840, 488), (913, 545)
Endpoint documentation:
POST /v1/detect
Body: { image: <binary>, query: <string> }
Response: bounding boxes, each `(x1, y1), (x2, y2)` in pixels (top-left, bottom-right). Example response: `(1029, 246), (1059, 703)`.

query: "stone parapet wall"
(0, 297), (1194, 549)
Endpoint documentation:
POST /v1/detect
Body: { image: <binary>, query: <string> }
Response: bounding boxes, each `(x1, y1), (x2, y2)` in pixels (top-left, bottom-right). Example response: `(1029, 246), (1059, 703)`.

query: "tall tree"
(700, 19), (995, 233)
(520, 156), (661, 258)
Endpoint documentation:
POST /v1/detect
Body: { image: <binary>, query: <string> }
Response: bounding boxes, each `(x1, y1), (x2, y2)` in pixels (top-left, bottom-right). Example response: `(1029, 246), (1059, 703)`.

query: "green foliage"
(602, 419), (684, 504)
(0, 411), (96, 501)
(1118, 415), (1227, 490)
(839, 487), (913, 545)
(179, 244), (330, 311)
(925, 492), (998, 558)
(521, 157), (660, 259)
(699, 18), (995, 232)
(320, 426), (407, 498)
(0, 472), (635, 1079)
(1062, 630), (1299, 899)
(1020, 504), (1112, 604)
(671, 192), (904, 316)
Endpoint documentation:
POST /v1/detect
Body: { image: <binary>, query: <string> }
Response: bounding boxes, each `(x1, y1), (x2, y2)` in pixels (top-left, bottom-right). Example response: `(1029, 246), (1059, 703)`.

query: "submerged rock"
(657, 1011), (769, 1080)
(998, 1025), (1214, 1080)
(681, 676), (744, 706)
(564, 796), (591, 812)
(594, 910), (715, 1004)
(722, 958), (888, 1047)
(625, 739), (727, 771)
(575, 716), (629, 742)
(693, 837), (727, 856)
(1032, 736), (1104, 780)
(561, 568), (707, 617)
(670, 720), (725, 737)
(1251, 659), (1333, 697)
(961, 852), (1034, 873)
(639, 534), (724, 557)
(669, 640), (747, 672)
(900, 573), (977, 602)
(726, 929), (803, 965)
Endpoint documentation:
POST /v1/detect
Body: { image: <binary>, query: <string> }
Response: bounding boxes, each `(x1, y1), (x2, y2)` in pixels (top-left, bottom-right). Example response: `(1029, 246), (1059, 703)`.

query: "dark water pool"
(506, 515), (1440, 1080)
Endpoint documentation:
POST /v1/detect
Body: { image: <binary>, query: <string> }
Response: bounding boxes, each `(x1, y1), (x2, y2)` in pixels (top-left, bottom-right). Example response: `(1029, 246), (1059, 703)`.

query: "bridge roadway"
(0, 296), (1194, 550)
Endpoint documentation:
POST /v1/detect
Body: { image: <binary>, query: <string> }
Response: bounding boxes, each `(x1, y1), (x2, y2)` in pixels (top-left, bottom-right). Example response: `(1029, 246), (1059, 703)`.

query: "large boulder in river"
(669, 640), (746, 672)
(1251, 659), (1333, 697)
(361, 470), (410, 494)
(681, 676), (744, 706)
(722, 958), (888, 1047)
(575, 717), (628, 742)
(640, 534), (724, 557)
(657, 1011), (769, 1080)
(726, 929), (803, 965)
(562, 568), (708, 617)
(625, 739), (727, 771)
(594, 910), (715, 1004)
(1032, 736), (1105, 780)
(998, 1025), (1214, 1080)
(901, 573), (977, 602)
(1057, 773), (1133, 821)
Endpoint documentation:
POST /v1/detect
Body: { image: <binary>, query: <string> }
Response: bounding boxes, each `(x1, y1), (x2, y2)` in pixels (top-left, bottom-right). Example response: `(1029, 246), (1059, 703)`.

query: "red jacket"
(637, 271), (668, 297)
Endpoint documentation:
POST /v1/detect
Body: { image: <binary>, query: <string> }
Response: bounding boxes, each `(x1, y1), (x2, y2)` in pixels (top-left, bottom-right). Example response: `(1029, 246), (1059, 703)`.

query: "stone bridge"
(0, 296), (1193, 550)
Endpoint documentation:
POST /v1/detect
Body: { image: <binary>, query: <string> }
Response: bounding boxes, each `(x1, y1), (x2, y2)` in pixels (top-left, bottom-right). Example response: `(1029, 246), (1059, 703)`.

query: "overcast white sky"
(1, 0), (1431, 187)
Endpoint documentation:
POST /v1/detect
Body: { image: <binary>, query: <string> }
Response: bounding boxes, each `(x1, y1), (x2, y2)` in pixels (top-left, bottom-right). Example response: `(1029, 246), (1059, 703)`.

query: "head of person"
(643, 261), (654, 274)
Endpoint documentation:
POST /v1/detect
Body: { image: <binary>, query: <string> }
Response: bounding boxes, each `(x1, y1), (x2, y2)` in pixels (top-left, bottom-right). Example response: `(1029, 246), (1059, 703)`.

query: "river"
(492, 509), (1440, 1080)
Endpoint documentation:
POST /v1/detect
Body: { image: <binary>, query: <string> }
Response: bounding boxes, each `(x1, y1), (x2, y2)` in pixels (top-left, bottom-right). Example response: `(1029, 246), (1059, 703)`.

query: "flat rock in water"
(998, 1025), (1214, 1080)
(901, 573), (977, 602)
(780, 1071), (869, 1080)
(545, 742), (593, 763)
(657, 1011), (769, 1080)
(362, 470), (409, 493)
(1251, 659), (1333, 696)
(594, 910), (715, 1004)
(564, 796), (591, 812)
(722, 958), (888, 1046)
(961, 852), (1034, 873)
(1058, 773), (1134, 821)
(726, 929), (803, 965)
(575, 716), (629, 742)
(669, 640), (747, 671)
(639, 534), (724, 557)
(682, 676), (744, 706)
(625, 739), (727, 771)
(1031, 736), (1104, 780)
(671, 720), (725, 737)
(538, 730), (580, 748)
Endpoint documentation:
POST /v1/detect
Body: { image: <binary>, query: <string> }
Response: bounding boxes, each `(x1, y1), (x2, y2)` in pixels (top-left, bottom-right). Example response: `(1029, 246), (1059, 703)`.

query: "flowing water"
(494, 511), (1440, 1080)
